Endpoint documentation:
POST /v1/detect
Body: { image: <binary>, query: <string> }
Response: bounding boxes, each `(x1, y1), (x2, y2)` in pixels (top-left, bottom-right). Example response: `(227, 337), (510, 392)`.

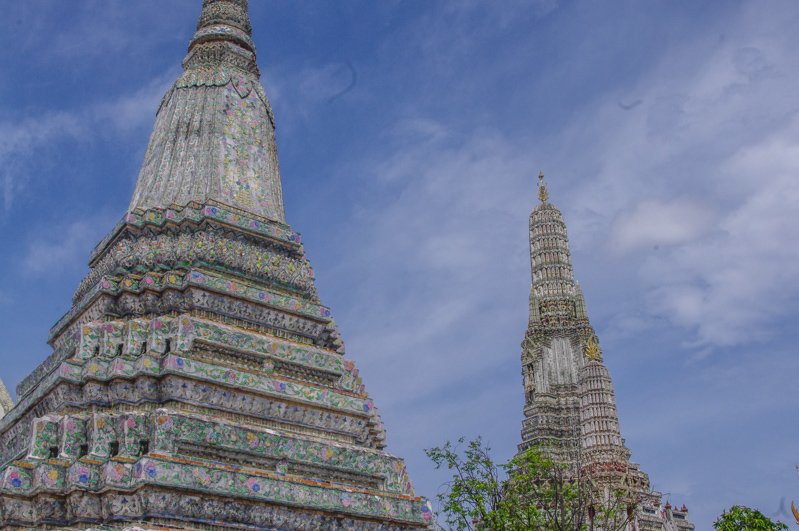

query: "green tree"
(426, 437), (634, 530)
(713, 505), (788, 531)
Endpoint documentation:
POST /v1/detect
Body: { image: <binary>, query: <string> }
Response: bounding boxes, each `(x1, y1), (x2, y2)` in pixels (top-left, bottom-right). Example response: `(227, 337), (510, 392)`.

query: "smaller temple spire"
(538, 171), (549, 203)
(528, 170), (575, 299)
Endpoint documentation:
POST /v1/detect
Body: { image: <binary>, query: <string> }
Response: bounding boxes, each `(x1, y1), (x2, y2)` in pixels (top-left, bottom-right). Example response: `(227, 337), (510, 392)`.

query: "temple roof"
(129, 0), (285, 222)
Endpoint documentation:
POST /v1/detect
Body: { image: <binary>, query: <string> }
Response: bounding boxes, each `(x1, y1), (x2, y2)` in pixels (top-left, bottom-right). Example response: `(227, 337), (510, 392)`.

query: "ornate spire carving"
(518, 171), (694, 530)
(583, 336), (602, 361)
(0, 378), (13, 420)
(186, 0), (259, 75)
(129, 0), (284, 221)
(528, 174), (576, 302)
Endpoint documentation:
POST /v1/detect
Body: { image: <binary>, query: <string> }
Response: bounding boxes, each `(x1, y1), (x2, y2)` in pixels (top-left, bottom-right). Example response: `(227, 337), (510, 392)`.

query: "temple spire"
(528, 171), (575, 299)
(129, 0), (285, 221)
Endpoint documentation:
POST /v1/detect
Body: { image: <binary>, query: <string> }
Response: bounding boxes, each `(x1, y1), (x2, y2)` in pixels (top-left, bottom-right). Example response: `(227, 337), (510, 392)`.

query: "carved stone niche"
(103, 490), (145, 519)
(35, 494), (68, 525)
(1, 496), (37, 526)
(66, 490), (103, 522)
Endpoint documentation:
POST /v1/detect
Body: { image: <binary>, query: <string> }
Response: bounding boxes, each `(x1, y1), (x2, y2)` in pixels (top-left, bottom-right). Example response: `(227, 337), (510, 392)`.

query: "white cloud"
(11, 0), (189, 61)
(93, 72), (175, 132)
(22, 220), (107, 276)
(0, 112), (84, 211)
(547, 2), (799, 349)
(329, 123), (533, 407)
(610, 199), (716, 251)
(642, 164), (799, 347)
(0, 71), (173, 212)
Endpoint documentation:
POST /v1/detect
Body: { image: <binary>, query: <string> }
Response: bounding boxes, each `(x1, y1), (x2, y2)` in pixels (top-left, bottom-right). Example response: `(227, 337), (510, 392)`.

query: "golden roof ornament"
(538, 171), (549, 203)
(584, 336), (602, 361)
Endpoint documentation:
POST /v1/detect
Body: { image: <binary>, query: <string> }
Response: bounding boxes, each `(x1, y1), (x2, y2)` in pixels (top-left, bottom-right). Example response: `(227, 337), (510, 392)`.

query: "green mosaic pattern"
(153, 411), (412, 495)
(0, 410), (432, 527)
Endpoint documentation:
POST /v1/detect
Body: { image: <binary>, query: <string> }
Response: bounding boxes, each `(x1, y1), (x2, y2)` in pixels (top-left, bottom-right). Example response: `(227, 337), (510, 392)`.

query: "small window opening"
(78, 444), (89, 458)
(109, 441), (120, 457)
(48, 446), (59, 459)
(139, 440), (150, 456)
(141, 341), (148, 354)
(93, 345), (100, 356)
(116, 344), (123, 356)
(164, 339), (171, 354)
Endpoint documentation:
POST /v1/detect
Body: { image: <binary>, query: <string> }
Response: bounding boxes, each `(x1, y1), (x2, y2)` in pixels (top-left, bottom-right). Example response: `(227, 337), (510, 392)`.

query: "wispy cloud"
(610, 199), (716, 252)
(3, 0), (190, 61)
(0, 112), (84, 211)
(22, 220), (101, 276)
(0, 70), (173, 213)
(548, 2), (799, 350)
(326, 121), (532, 405)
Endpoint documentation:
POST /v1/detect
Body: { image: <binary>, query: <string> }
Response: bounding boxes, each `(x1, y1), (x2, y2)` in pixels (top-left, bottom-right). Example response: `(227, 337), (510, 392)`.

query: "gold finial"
(537, 171), (549, 203)
(584, 337), (602, 361)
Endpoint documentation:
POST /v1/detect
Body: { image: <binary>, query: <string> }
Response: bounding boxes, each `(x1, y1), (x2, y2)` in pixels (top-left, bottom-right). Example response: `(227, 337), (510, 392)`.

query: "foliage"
(713, 505), (788, 531)
(426, 437), (634, 530)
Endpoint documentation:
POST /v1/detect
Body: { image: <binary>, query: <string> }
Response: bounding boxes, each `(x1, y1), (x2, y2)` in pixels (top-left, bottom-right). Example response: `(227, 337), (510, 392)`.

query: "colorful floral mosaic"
(75, 226), (317, 305)
(1, 409), (428, 527)
(152, 410), (411, 495)
(189, 270), (331, 319)
(0, 0), (431, 528)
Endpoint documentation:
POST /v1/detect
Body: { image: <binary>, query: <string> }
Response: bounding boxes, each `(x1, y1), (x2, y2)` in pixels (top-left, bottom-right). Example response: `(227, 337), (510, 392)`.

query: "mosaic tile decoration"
(0, 1), (432, 528)
(1, 410), (432, 528)
(89, 201), (300, 266)
(129, 18), (284, 221)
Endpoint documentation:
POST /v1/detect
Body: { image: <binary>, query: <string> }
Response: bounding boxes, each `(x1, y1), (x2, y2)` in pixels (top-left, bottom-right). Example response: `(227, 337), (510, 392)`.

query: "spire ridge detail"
(186, 0), (258, 75)
(129, 0), (285, 222)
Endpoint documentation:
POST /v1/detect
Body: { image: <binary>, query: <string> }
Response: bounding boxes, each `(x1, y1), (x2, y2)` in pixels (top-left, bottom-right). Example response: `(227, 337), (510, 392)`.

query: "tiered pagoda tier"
(0, 1), (433, 529)
(518, 174), (694, 531)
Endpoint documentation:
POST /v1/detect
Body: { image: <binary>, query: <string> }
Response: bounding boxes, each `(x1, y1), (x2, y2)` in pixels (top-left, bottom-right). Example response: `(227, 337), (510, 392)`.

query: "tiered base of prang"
(0, 203), (433, 529)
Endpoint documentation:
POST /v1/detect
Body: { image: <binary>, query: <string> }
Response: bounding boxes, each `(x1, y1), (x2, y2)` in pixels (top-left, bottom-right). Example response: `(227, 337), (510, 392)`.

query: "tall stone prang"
(518, 173), (694, 531)
(0, 1), (433, 529)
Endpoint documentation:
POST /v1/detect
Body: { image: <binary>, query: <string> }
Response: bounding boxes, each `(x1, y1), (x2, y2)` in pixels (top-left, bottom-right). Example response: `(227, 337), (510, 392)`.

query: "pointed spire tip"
(537, 170), (549, 203)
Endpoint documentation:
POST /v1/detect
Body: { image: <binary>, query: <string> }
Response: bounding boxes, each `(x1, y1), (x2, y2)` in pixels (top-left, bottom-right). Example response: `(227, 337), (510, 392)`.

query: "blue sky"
(1, 0), (798, 528)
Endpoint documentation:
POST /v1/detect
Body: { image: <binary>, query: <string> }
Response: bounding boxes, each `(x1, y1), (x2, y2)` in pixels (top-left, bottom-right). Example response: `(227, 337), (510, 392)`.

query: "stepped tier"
(0, 200), (433, 528)
(0, 2), (432, 528)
